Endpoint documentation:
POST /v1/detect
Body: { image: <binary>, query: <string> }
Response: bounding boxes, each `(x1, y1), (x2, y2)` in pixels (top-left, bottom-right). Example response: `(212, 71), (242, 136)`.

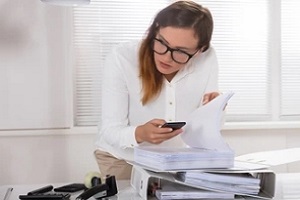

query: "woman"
(95, 0), (220, 180)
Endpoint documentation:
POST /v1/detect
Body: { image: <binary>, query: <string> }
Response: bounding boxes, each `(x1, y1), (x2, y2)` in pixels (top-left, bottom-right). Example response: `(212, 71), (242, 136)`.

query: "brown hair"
(139, 1), (214, 105)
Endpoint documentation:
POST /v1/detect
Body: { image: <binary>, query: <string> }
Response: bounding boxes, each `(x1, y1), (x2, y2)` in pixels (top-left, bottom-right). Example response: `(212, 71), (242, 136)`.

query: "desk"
(1, 173), (300, 200)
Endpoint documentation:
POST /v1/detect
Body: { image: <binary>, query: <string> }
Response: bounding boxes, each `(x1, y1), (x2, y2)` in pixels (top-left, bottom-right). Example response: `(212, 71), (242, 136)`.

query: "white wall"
(0, 127), (300, 185)
(0, 130), (99, 185)
(0, 0), (299, 186)
(0, 0), (71, 130)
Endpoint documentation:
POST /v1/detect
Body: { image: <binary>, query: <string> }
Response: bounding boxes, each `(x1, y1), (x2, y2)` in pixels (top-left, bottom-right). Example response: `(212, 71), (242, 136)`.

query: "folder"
(131, 148), (300, 200)
(131, 165), (275, 200)
(131, 90), (300, 199)
(155, 179), (235, 200)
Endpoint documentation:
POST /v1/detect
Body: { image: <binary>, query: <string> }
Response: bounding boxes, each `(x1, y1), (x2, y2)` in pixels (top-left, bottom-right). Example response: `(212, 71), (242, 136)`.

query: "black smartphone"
(160, 122), (186, 130)
(54, 183), (86, 193)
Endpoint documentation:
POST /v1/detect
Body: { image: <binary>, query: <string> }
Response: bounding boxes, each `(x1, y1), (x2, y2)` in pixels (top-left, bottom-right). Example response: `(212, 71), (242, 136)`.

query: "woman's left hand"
(202, 92), (220, 105)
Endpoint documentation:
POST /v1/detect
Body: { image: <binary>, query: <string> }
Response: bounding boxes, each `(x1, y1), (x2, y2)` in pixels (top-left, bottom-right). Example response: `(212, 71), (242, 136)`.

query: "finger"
(211, 92), (220, 99)
(155, 128), (183, 139)
(150, 119), (166, 127)
(149, 129), (183, 144)
(155, 125), (173, 134)
(203, 92), (220, 105)
(202, 95), (209, 105)
(158, 127), (173, 133)
(162, 129), (183, 140)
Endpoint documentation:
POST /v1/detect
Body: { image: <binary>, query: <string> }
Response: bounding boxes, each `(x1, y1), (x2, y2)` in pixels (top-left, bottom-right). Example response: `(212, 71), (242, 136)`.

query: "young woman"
(95, 0), (220, 179)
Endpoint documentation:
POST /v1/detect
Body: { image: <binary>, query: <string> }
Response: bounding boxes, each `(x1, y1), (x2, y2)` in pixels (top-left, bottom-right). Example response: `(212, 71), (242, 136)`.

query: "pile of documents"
(134, 146), (234, 171)
(131, 92), (286, 199)
(176, 171), (261, 194)
(155, 179), (235, 200)
(134, 92), (236, 172)
(131, 162), (276, 200)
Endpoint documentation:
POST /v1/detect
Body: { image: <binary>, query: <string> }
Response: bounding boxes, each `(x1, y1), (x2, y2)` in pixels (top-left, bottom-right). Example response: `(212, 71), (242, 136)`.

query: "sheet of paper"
(181, 92), (234, 151)
(155, 182), (235, 200)
(235, 148), (300, 166)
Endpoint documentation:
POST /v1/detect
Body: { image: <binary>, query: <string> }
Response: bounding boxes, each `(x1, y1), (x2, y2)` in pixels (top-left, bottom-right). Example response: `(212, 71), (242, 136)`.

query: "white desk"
(0, 181), (141, 200)
(1, 173), (300, 200)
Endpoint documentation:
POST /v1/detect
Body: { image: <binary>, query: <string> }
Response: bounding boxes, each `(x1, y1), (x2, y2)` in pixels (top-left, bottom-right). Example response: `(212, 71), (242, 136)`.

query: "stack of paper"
(177, 171), (261, 195)
(155, 180), (234, 200)
(134, 146), (234, 171)
(132, 92), (239, 199)
(134, 92), (235, 171)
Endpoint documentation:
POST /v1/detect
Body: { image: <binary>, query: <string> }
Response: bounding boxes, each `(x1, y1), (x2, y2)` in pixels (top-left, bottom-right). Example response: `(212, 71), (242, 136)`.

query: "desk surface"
(1, 173), (300, 200)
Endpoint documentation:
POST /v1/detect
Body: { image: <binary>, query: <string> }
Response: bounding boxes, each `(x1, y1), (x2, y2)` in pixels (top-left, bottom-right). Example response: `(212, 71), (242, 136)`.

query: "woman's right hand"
(135, 119), (183, 144)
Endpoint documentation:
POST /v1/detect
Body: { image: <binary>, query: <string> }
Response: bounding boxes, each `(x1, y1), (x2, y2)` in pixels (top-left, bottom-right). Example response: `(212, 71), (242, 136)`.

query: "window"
(73, 1), (168, 126)
(73, 0), (300, 126)
(281, 0), (300, 119)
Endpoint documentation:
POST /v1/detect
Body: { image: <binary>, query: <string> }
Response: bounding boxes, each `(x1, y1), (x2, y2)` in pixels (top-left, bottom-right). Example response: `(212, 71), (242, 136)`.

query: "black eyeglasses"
(152, 38), (198, 64)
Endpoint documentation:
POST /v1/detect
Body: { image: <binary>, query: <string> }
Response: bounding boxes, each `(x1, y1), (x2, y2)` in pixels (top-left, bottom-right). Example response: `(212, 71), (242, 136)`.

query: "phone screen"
(160, 122), (186, 130)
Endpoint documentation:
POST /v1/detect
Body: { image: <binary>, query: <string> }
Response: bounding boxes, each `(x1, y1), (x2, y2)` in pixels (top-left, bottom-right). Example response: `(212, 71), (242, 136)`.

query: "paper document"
(181, 171), (261, 185)
(131, 165), (276, 200)
(155, 180), (234, 200)
(176, 171), (261, 195)
(134, 92), (235, 171)
(134, 146), (234, 171)
(235, 147), (300, 167)
(181, 92), (234, 151)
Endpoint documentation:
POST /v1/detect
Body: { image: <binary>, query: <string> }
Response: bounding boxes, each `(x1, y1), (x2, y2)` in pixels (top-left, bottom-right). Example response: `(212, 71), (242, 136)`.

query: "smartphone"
(160, 122), (186, 130)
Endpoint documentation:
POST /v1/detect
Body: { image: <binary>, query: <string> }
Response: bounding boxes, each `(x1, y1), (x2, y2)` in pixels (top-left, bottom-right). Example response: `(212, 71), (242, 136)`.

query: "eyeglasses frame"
(152, 38), (199, 64)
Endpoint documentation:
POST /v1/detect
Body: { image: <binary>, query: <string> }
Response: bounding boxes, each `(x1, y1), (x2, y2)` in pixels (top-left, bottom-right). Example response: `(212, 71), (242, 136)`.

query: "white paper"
(155, 183), (234, 200)
(182, 171), (261, 185)
(181, 92), (234, 151)
(134, 146), (234, 171)
(235, 148), (300, 166)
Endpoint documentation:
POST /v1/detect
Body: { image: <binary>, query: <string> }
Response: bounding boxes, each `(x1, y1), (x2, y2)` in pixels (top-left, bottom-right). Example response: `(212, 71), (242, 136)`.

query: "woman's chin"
(157, 66), (172, 74)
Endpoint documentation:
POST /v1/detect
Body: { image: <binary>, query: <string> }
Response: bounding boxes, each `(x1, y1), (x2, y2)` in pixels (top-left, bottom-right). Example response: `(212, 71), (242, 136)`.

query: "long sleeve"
(97, 42), (139, 155)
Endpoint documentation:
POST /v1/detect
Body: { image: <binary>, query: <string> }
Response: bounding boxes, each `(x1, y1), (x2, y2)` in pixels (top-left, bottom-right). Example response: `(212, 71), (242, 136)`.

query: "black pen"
(4, 187), (13, 200)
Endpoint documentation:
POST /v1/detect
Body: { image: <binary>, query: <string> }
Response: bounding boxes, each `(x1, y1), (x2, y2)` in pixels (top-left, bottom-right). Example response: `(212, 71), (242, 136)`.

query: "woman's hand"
(135, 119), (183, 144)
(202, 92), (220, 105)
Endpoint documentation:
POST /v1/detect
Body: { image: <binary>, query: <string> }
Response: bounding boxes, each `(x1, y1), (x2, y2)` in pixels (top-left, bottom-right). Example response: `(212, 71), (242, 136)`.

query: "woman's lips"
(159, 61), (172, 70)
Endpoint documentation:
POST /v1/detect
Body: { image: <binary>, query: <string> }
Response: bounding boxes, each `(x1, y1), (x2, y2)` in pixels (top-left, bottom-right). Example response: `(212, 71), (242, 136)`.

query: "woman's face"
(153, 27), (199, 81)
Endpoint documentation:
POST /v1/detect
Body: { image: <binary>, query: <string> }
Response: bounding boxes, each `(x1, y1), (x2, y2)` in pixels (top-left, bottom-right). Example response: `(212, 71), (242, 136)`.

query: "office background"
(0, 0), (300, 185)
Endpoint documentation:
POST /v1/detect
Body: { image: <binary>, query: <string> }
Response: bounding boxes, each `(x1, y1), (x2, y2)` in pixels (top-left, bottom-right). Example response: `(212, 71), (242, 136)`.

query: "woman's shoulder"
(202, 45), (217, 57)
(191, 45), (217, 64)
(106, 40), (141, 71)
(112, 39), (141, 56)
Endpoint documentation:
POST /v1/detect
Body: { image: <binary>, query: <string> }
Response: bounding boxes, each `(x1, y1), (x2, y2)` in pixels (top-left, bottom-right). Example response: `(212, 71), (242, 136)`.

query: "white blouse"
(95, 40), (219, 162)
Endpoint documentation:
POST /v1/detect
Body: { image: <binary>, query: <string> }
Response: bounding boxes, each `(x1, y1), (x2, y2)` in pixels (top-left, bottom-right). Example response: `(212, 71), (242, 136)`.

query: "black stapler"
(76, 175), (118, 200)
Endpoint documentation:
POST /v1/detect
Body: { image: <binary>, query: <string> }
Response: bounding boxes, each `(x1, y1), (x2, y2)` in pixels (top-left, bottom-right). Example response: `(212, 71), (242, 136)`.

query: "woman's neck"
(164, 71), (177, 82)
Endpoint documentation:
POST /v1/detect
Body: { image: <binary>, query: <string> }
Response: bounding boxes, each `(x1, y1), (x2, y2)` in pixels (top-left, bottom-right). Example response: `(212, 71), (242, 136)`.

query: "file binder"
(131, 148), (300, 199)
(131, 165), (275, 200)
(130, 89), (300, 199)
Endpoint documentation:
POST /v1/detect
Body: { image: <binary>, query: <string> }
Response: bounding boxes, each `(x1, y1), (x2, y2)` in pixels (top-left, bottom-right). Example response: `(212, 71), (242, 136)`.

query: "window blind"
(73, 1), (168, 126)
(200, 0), (270, 121)
(281, 0), (300, 119)
(73, 0), (300, 126)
